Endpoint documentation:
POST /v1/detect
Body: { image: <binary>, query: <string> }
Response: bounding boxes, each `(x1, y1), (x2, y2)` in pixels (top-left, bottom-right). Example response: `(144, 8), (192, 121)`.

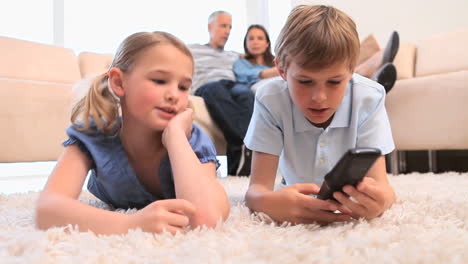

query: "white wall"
(292, 0), (468, 46)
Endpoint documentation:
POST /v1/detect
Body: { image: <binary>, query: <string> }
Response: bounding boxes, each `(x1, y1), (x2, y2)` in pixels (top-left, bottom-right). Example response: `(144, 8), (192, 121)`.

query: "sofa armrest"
(386, 70), (468, 150)
(189, 95), (226, 155)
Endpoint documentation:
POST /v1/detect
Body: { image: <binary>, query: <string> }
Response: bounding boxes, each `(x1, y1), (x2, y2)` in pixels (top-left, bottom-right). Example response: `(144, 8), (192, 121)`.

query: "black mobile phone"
(317, 148), (381, 201)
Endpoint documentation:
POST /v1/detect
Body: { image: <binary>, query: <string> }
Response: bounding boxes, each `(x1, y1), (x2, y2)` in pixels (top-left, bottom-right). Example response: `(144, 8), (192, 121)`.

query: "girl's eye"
(179, 85), (189, 91)
(152, 79), (166, 84)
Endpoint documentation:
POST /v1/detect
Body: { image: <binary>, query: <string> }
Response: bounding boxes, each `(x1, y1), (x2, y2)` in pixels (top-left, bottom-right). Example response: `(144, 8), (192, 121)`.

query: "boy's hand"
(263, 184), (352, 225)
(127, 199), (196, 234)
(332, 177), (395, 220)
(162, 108), (193, 147)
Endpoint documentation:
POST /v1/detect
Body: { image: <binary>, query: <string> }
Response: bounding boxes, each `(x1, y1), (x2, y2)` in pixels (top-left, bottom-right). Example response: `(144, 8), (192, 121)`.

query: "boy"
(244, 5), (396, 225)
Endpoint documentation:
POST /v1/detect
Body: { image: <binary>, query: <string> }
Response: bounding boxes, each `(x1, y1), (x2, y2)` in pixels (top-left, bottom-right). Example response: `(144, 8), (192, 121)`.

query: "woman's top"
(233, 58), (270, 87)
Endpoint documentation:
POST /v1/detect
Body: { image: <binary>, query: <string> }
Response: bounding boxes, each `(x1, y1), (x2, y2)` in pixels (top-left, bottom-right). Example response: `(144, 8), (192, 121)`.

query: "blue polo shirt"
(244, 74), (395, 185)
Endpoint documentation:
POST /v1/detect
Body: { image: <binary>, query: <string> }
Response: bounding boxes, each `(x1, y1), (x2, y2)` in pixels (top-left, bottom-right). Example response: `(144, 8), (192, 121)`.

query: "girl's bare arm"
(36, 145), (131, 234)
(36, 145), (195, 234)
(164, 109), (230, 228)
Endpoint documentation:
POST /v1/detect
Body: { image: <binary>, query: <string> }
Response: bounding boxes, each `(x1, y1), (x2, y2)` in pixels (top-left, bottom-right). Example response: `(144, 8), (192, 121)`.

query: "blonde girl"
(36, 32), (230, 235)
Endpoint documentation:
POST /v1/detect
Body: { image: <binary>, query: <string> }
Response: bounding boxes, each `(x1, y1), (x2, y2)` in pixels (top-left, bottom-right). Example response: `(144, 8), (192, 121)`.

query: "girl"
(35, 32), (230, 235)
(233, 24), (279, 88)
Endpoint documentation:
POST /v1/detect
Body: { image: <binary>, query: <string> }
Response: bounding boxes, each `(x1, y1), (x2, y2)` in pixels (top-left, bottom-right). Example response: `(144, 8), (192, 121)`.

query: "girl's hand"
(263, 184), (352, 225)
(127, 199), (196, 234)
(162, 108), (193, 147)
(333, 177), (395, 220)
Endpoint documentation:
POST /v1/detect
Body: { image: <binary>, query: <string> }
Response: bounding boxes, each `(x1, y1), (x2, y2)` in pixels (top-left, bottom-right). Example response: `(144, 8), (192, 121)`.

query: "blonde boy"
(244, 5), (396, 224)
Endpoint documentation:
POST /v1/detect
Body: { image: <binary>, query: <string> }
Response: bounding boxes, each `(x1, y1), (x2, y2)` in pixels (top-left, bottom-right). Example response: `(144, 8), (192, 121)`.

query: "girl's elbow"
(35, 197), (53, 230)
(35, 193), (63, 230)
(191, 208), (229, 229)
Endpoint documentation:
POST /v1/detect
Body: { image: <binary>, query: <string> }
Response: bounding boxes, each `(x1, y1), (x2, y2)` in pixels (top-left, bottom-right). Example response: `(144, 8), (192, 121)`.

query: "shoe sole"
(382, 31), (400, 64)
(374, 63), (397, 93)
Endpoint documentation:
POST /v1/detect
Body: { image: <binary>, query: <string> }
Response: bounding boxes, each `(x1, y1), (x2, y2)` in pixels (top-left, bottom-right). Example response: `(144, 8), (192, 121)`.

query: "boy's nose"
(311, 88), (327, 103)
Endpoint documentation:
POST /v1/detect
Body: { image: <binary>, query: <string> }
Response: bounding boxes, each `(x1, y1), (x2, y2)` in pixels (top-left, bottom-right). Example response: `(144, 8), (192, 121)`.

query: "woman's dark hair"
(243, 24), (275, 67)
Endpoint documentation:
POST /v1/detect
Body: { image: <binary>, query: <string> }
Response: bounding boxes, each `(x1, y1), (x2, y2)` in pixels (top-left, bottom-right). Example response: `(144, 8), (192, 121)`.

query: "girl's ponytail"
(71, 73), (119, 135)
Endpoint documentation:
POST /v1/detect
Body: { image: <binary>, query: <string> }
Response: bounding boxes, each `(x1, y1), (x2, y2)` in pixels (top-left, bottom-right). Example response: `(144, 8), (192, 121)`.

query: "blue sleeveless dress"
(63, 120), (219, 209)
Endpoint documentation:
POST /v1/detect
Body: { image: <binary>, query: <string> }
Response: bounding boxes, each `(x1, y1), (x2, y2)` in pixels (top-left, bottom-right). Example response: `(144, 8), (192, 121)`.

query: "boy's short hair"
(274, 5), (360, 71)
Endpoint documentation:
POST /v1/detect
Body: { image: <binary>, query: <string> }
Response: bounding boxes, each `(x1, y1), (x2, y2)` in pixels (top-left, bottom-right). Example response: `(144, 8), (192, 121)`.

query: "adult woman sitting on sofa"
(234, 24), (400, 93)
(233, 24), (279, 89)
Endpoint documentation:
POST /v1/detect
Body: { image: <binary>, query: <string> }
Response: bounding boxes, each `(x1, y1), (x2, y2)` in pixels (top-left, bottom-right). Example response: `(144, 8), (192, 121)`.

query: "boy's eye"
(298, 80), (312, 84)
(328, 80), (342, 85)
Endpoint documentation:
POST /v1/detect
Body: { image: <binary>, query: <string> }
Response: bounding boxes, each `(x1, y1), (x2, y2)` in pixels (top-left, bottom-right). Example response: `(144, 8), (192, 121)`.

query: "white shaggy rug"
(1, 172), (468, 264)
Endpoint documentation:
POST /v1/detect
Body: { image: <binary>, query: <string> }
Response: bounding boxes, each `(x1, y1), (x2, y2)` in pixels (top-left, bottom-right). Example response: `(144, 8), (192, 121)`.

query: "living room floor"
(0, 161), (56, 194)
(1, 150), (466, 195)
(0, 156), (229, 195)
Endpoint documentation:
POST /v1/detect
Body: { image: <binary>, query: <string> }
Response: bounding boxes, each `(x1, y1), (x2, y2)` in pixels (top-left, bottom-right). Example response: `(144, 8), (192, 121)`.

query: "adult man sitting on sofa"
(189, 10), (252, 176)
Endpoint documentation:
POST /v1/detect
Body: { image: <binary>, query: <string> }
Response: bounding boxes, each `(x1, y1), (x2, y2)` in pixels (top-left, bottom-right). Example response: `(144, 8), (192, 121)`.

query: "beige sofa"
(0, 36), (225, 163)
(2, 30), (467, 166)
(387, 30), (468, 173)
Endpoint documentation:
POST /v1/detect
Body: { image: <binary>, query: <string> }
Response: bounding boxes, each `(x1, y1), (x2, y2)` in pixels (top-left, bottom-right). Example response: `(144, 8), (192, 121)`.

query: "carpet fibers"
(1, 172), (467, 263)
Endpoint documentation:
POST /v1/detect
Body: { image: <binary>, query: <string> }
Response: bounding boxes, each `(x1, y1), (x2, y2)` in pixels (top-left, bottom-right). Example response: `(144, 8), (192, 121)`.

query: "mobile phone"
(317, 148), (381, 201)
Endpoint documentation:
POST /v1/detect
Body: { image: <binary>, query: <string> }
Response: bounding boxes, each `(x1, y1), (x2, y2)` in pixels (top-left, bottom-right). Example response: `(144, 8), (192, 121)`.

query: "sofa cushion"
(0, 79), (72, 162)
(189, 95), (226, 155)
(415, 30), (468, 77)
(0, 36), (80, 83)
(78, 52), (113, 78)
(393, 42), (416, 80)
(358, 34), (381, 66)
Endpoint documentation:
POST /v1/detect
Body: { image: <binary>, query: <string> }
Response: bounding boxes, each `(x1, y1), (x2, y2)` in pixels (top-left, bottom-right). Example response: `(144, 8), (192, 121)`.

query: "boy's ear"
(108, 67), (125, 97)
(275, 59), (287, 81)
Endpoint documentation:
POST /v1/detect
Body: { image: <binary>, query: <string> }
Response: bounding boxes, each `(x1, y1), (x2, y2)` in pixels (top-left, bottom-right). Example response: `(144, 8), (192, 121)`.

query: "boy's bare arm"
(245, 151), (279, 211)
(333, 156), (396, 219)
(246, 151), (351, 224)
(361, 156), (397, 209)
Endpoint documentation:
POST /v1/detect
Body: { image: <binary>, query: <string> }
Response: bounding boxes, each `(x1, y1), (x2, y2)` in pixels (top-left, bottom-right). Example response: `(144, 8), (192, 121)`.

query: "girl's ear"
(108, 67), (125, 97)
(275, 59), (287, 81)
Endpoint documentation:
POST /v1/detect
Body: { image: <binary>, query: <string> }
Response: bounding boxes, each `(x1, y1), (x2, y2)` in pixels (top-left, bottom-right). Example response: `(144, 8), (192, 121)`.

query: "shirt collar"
(205, 43), (224, 52)
(293, 79), (352, 132)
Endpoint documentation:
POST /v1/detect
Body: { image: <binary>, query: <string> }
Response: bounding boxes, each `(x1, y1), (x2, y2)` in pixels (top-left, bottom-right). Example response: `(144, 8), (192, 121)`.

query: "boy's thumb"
(294, 183), (320, 195)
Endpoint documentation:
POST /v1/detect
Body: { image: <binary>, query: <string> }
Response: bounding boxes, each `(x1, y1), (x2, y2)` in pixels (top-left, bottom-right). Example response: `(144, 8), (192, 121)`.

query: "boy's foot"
(236, 145), (252, 176)
(382, 31), (400, 65)
(373, 62), (397, 93)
